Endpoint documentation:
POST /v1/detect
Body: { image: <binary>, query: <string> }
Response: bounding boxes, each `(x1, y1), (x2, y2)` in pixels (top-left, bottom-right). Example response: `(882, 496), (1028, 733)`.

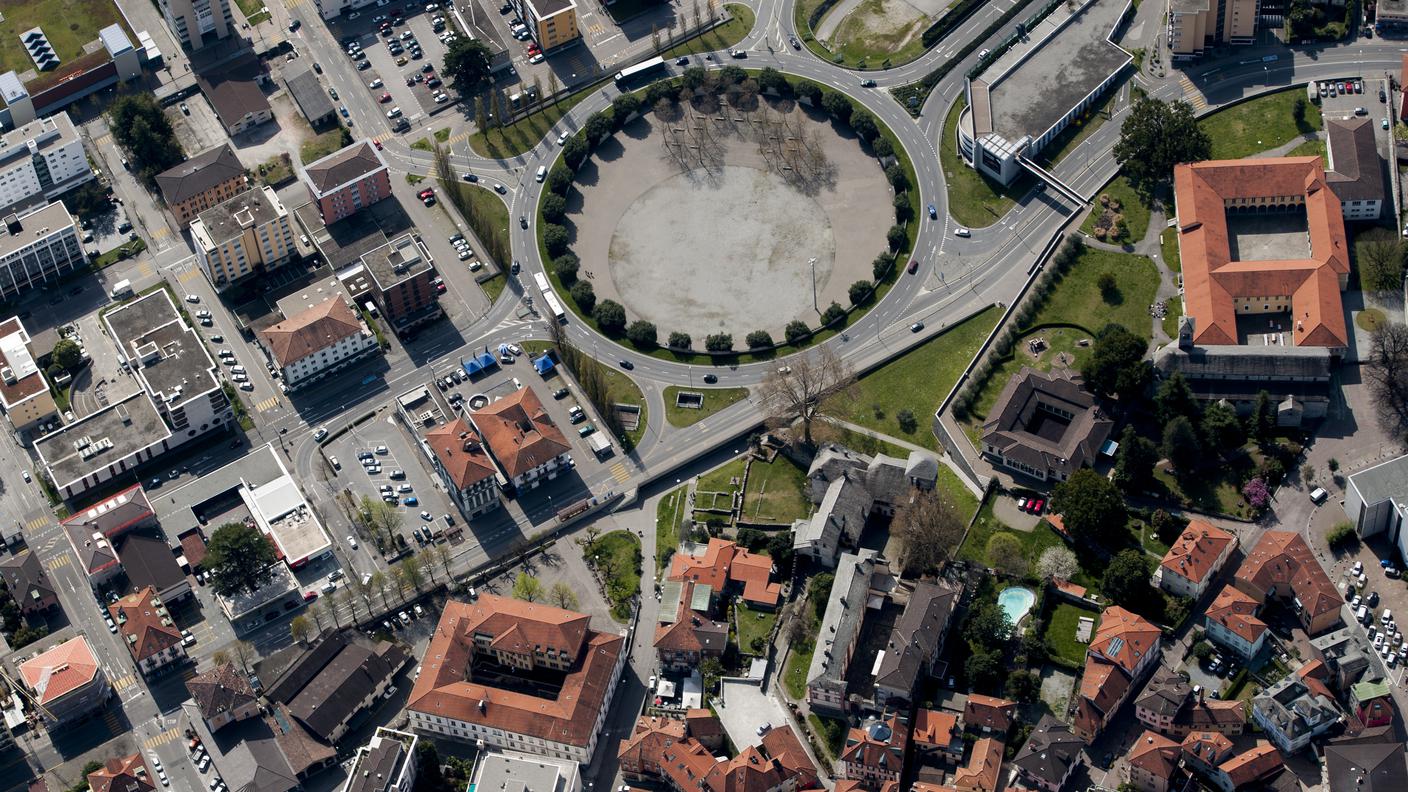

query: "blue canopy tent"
(533, 355), (555, 375)
(462, 350), (498, 376)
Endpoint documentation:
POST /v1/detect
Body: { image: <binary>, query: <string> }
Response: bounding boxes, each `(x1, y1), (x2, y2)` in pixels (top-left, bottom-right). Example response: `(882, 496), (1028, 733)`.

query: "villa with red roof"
(423, 418), (501, 520)
(18, 636), (111, 724)
(841, 715), (907, 790)
(1074, 607), (1161, 741)
(87, 754), (154, 792)
(1155, 520), (1237, 599)
(109, 586), (186, 677)
(1126, 731), (1183, 792)
(1204, 584), (1268, 660)
(1235, 531), (1342, 635)
(668, 537), (782, 609)
(618, 714), (820, 792)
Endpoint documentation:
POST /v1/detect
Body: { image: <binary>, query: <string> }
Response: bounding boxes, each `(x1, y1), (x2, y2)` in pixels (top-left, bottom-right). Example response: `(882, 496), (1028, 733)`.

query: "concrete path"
(814, 0), (865, 44)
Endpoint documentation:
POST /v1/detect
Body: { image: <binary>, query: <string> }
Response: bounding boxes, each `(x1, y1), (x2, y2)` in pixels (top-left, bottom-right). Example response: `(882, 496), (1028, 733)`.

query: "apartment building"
(342, 234), (441, 335)
(342, 728), (419, 792)
(1074, 607), (1162, 741)
(87, 755), (155, 792)
(191, 185), (297, 290)
(1252, 663), (1342, 753)
(0, 201), (85, 300)
(110, 586), (186, 677)
(300, 141), (391, 223)
(508, 0), (580, 49)
(0, 112), (93, 214)
(154, 144), (248, 226)
(0, 315), (57, 432)
(260, 296), (377, 389)
(1154, 519), (1237, 599)
(0, 550), (57, 616)
(159, 0), (234, 50)
(423, 418), (502, 519)
(469, 387), (572, 493)
(1235, 531), (1342, 636)
(1166, 0), (1258, 60)
(840, 715), (907, 789)
(186, 663), (260, 732)
(1203, 584), (1268, 660)
(18, 636), (112, 724)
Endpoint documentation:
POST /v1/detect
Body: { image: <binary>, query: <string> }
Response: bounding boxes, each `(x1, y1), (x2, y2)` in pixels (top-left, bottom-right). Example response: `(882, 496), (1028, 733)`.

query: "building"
(191, 185), (298, 290)
(469, 387), (572, 493)
(0, 550), (57, 615)
(1203, 584), (1268, 660)
(158, 0), (234, 49)
(840, 715), (906, 789)
(1134, 667), (1247, 737)
(1324, 729), (1408, 792)
(668, 537), (782, 609)
(1214, 741), (1284, 790)
(617, 716), (688, 782)
(339, 233), (441, 336)
(109, 586), (186, 677)
(953, 735), (1002, 792)
(0, 112), (92, 216)
(793, 444), (936, 566)
(195, 58), (271, 134)
(1166, 0), (1258, 60)
(469, 751), (580, 792)
(284, 67), (336, 128)
(300, 141), (392, 223)
(116, 532), (191, 605)
(653, 579), (728, 673)
(1310, 627), (1373, 689)
(911, 709), (964, 767)
(1074, 607), (1161, 741)
(1345, 454), (1408, 562)
(1009, 714), (1084, 792)
(422, 417), (502, 519)
(959, 0), (1132, 185)
(267, 631), (410, 744)
(61, 484), (155, 586)
(260, 296), (377, 390)
(0, 316), (57, 432)
(1154, 519), (1236, 599)
(1324, 116), (1385, 221)
(154, 144), (247, 226)
(406, 594), (626, 763)
(186, 663), (260, 732)
(341, 727), (419, 792)
(0, 201), (85, 301)
(1125, 730), (1183, 792)
(18, 636), (111, 724)
(806, 550), (893, 715)
(1351, 680), (1394, 728)
(507, 0), (580, 50)
(0, 26), (144, 130)
(872, 580), (960, 707)
(179, 694), (335, 792)
(1234, 530), (1341, 636)
(216, 562), (304, 635)
(980, 367), (1113, 482)
(1251, 663), (1342, 753)
(87, 754), (154, 792)
(619, 715), (813, 792)
(1172, 157), (1350, 353)
(1390, 1), (1408, 30)
(36, 291), (230, 500)
(964, 694), (1017, 734)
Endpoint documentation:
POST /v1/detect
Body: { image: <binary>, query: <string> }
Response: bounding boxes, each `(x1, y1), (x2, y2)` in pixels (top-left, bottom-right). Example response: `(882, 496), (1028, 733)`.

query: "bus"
(614, 56), (665, 88)
(542, 290), (567, 323)
(533, 272), (551, 295)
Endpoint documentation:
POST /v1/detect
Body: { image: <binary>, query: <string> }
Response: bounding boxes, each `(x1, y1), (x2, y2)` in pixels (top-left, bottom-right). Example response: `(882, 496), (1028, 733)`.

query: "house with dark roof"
(342, 727), (418, 792)
(0, 550), (57, 615)
(468, 386), (571, 493)
(1134, 667), (1247, 738)
(1324, 116), (1385, 221)
(195, 57), (272, 136)
(806, 550), (895, 716)
(793, 443), (939, 566)
(186, 663), (260, 732)
(980, 367), (1113, 483)
(179, 693), (335, 792)
(300, 141), (391, 223)
(115, 532), (191, 605)
(1310, 627), (1373, 689)
(1008, 714), (1083, 792)
(1251, 661), (1343, 753)
(1235, 530), (1341, 636)
(267, 631), (409, 743)
(1325, 728), (1408, 792)
(873, 580), (960, 707)
(284, 67), (335, 129)
(259, 296), (377, 390)
(154, 144), (247, 225)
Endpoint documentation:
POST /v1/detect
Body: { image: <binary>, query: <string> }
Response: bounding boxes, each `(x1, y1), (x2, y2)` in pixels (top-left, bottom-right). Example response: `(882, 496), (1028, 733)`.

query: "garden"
(1198, 88), (1322, 160)
(585, 530), (643, 622)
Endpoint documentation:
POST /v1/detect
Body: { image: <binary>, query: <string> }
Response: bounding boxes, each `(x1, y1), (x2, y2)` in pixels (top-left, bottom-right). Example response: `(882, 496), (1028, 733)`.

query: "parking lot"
(333, 5), (460, 127)
(1330, 537), (1407, 684)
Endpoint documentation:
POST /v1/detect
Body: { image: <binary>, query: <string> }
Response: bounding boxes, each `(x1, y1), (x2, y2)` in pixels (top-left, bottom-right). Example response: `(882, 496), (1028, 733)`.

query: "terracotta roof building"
(1324, 116), (1386, 221)
(619, 714), (818, 792)
(687, 708), (726, 751)
(186, 663), (260, 732)
(953, 736), (1002, 792)
(423, 418), (501, 520)
(109, 586), (185, 677)
(668, 538), (782, 609)
(1235, 530), (1342, 635)
(1134, 667), (1247, 738)
(1204, 584), (1268, 660)
(840, 715), (906, 789)
(654, 579), (728, 673)
(912, 708), (963, 765)
(1125, 731), (1183, 792)
(87, 754), (153, 792)
(300, 141), (391, 223)
(1074, 607), (1160, 741)
(468, 387), (572, 492)
(1218, 741), (1284, 788)
(980, 367), (1113, 483)
(618, 716), (688, 781)
(1172, 157), (1350, 351)
(1009, 714), (1084, 792)
(0, 550), (57, 615)
(260, 296), (376, 390)
(760, 724), (822, 790)
(154, 144), (247, 225)
(407, 594), (626, 763)
(18, 636), (111, 724)
(963, 694), (1017, 734)
(1155, 519), (1237, 599)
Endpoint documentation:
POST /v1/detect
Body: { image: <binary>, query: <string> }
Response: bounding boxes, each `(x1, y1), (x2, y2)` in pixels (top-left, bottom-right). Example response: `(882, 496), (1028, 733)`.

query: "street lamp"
(809, 257), (818, 314)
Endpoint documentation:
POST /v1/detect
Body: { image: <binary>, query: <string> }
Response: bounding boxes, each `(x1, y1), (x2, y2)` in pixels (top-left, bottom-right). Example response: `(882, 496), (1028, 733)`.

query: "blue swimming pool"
(998, 586), (1037, 625)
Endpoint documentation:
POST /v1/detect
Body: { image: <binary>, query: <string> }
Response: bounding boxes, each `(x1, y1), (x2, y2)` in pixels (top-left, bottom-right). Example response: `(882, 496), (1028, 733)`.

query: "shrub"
(821, 302), (846, 326)
(562, 135), (589, 169)
(705, 333), (733, 352)
(746, 330), (774, 349)
(893, 194), (912, 222)
(541, 193), (567, 223)
(784, 320), (810, 345)
(850, 110), (878, 142)
(543, 224), (570, 257)
(584, 112), (613, 144)
(626, 320), (657, 347)
(896, 409), (917, 433)
(1327, 521), (1358, 548)
(872, 254), (894, 280)
(547, 164), (573, 195)
(821, 92), (853, 122)
(611, 93), (642, 125)
(593, 300), (627, 332)
(570, 280), (596, 313)
(848, 280), (872, 306)
(668, 331), (692, 349)
(886, 164), (909, 191)
(553, 253), (580, 284)
(873, 136), (893, 158)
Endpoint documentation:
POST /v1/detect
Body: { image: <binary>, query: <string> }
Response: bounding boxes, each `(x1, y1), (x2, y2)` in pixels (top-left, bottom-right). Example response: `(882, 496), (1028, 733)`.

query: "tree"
(562, 134), (589, 169)
(626, 320), (658, 347)
(1112, 98), (1211, 193)
(896, 408), (917, 433)
(1366, 323), (1408, 438)
(212, 649), (231, 667)
(848, 280), (872, 305)
(443, 38), (494, 96)
(512, 572), (543, 602)
(821, 302), (846, 326)
(541, 193), (567, 223)
(584, 112), (614, 145)
(570, 280), (596, 313)
(873, 136), (893, 158)
(784, 320), (810, 345)
(205, 522), (278, 598)
(668, 331), (692, 349)
(1113, 426), (1158, 491)
(1155, 372), (1199, 423)
(872, 254), (895, 280)
(290, 615), (312, 644)
(986, 532), (1027, 577)
(549, 582), (579, 610)
(886, 224), (906, 251)
(1201, 401), (1245, 452)
(746, 330), (774, 349)
(1162, 415), (1202, 476)
(886, 164), (909, 191)
(1051, 469), (1127, 546)
(963, 599), (1013, 649)
(543, 224), (569, 257)
(107, 94), (183, 186)
(369, 571), (389, 607)
(965, 648), (1003, 690)
(229, 640), (257, 673)
(850, 111), (878, 142)
(400, 555), (425, 592)
(1080, 323), (1152, 401)
(52, 338), (83, 370)
(705, 333), (733, 352)
(1005, 669), (1040, 703)
(554, 253), (580, 283)
(593, 300), (627, 332)
(611, 93), (642, 125)
(757, 67), (788, 94)
(1249, 389), (1275, 440)
(821, 92), (853, 122)
(1102, 549), (1153, 608)
(893, 193), (912, 222)
(760, 346), (856, 447)
(700, 657), (724, 691)
(358, 495), (403, 547)
(1037, 546), (1080, 582)
(891, 488), (965, 576)
(547, 164), (574, 195)
(415, 741), (447, 791)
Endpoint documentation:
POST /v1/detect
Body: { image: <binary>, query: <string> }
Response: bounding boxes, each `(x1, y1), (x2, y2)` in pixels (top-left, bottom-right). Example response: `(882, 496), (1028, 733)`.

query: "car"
(387, 106), (402, 118)
(703, 373), (718, 384)
(359, 59), (373, 69)
(927, 203), (937, 219)
(186, 293), (201, 303)
(396, 56), (408, 65)
(907, 259), (918, 274)
(179, 101), (190, 115)
(910, 321), (924, 333)
(1309, 487), (1328, 504)
(619, 359), (634, 370)
(402, 495), (419, 507)
(427, 77), (442, 88)
(1369, 591), (1381, 608)
(340, 105), (351, 117)
(105, 615), (117, 632)
(1355, 106), (1368, 116)
(426, 2), (439, 8)
(1318, 82), (1327, 97)
(1030, 498), (1045, 514)
(328, 86), (339, 100)
(462, 171), (478, 182)
(730, 49), (746, 58)
(507, 343), (522, 356)
(346, 535), (358, 549)
(510, 259), (520, 274)
(21, 469), (30, 482)
(495, 183), (507, 194)
(434, 92), (449, 103)
(423, 195), (435, 206)
(374, 140), (383, 149)
(1017, 496), (1029, 510)
(182, 629), (197, 647)
(529, 52), (545, 63)
(953, 227), (971, 237)
(860, 79), (876, 87)
(978, 48), (990, 58)
(288, 18), (301, 31)
(519, 215), (528, 229)
(419, 510), (434, 522)
(457, 249), (473, 261)
(1381, 88), (1389, 103)
(756, 723), (772, 735)
(1386, 609), (1395, 623)
(790, 35), (801, 49)
(418, 187), (434, 199)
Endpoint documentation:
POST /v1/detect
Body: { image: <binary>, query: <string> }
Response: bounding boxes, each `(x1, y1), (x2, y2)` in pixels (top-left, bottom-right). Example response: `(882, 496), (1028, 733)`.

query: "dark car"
(553, 387), (569, 399)
(288, 18), (301, 31)
(619, 360), (634, 370)
(703, 373), (718, 384)
(519, 216), (528, 229)
(510, 260), (520, 274)
(910, 321), (924, 333)
(927, 203), (937, 219)
(676, 56), (689, 65)
(907, 259), (918, 274)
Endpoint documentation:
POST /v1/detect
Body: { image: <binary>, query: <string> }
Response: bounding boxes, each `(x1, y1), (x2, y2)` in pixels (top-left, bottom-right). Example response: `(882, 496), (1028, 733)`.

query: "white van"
(535, 165), (546, 182)
(231, 366), (246, 375)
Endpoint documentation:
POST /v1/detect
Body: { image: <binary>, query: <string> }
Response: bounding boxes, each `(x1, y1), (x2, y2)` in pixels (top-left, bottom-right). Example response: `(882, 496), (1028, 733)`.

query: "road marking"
(112, 673), (139, 692)
(256, 396), (282, 412)
(151, 227), (171, 241)
(45, 553), (71, 571)
(102, 708), (121, 733)
(27, 515), (51, 532)
(94, 134), (112, 147)
(177, 268), (203, 284)
(144, 728), (181, 748)
(609, 462), (630, 484)
(587, 22), (606, 34)
(138, 261), (155, 278)
(1178, 75), (1208, 111)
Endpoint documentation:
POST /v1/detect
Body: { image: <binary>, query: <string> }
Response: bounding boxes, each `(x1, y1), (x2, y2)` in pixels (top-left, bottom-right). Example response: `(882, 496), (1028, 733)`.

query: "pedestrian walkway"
(143, 728), (181, 749)
(1178, 75), (1208, 111)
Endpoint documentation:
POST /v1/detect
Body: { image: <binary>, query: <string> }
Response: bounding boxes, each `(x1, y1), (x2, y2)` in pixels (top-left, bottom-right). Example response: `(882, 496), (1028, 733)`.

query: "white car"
(557, 131), (569, 145)
(953, 227), (971, 237)
(458, 249), (472, 261)
(314, 426), (329, 441)
(507, 343), (523, 356)
(368, 78), (383, 88)
(239, 382), (254, 391)
(434, 92), (449, 103)
(105, 615), (117, 633)
(347, 535), (359, 549)
(185, 294), (200, 303)
(529, 53), (544, 64)
(387, 106), (402, 118)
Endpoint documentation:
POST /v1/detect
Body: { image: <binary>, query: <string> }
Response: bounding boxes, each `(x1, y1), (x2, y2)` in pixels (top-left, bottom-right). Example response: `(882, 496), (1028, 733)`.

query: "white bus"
(543, 290), (567, 323)
(614, 56), (665, 88)
(533, 272), (551, 295)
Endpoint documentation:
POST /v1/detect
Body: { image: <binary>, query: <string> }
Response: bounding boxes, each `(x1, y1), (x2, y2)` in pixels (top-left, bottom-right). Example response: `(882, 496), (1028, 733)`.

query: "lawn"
(479, 272), (507, 303)
(656, 485), (687, 573)
(699, 456), (747, 495)
(255, 153), (294, 187)
(0, 0), (129, 81)
(92, 237), (147, 270)
(826, 0), (932, 68)
(664, 386), (750, 428)
(784, 638), (816, 698)
(735, 602), (778, 655)
(812, 422), (910, 458)
(1162, 294), (1183, 340)
(589, 530), (642, 622)
(941, 96), (1033, 228)
(300, 128), (352, 165)
(740, 456), (811, 524)
(662, 4), (756, 59)
(1153, 468), (1250, 518)
(1043, 78), (1124, 166)
(1199, 88), (1322, 160)
(958, 500), (1099, 590)
(469, 79), (604, 158)
(599, 365), (649, 449)
(1046, 601), (1101, 667)
(836, 306), (1000, 451)
(411, 138), (433, 152)
(1286, 138), (1326, 159)
(936, 466), (979, 524)
(808, 713), (847, 759)
(1159, 228), (1181, 272)
(434, 128), (451, 142)
(457, 184), (510, 278)
(1081, 175), (1151, 245)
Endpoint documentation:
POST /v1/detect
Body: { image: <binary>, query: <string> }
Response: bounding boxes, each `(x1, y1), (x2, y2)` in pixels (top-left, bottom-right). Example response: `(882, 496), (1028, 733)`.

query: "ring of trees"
(536, 66), (920, 361)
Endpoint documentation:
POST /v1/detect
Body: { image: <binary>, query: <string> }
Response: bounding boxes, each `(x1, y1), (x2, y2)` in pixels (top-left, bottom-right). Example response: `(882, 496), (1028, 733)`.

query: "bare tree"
(391, 564), (411, 598)
(401, 555), (426, 592)
(892, 488), (966, 577)
(651, 23), (661, 53)
(419, 549), (439, 585)
(1036, 546), (1079, 582)
(370, 570), (390, 608)
(434, 543), (453, 580)
(547, 72), (560, 107)
(213, 649), (231, 667)
(290, 615), (312, 644)
(306, 602), (324, 631)
(229, 640), (257, 673)
(783, 600), (811, 646)
(759, 346), (857, 447)
(1366, 323), (1408, 438)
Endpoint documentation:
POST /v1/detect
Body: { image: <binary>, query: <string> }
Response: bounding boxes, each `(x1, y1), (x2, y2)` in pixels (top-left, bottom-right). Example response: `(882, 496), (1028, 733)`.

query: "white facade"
(1204, 616), (1266, 661)
(282, 328), (377, 388)
(311, 0), (377, 20)
(159, 0), (234, 49)
(0, 113), (93, 212)
(137, 640), (188, 676)
(191, 186), (298, 289)
(0, 202), (85, 300)
(1340, 198), (1383, 221)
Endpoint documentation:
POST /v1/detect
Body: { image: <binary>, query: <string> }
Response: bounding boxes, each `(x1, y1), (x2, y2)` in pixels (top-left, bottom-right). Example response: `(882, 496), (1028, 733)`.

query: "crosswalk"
(255, 396), (282, 413)
(25, 515), (50, 532)
(585, 22), (607, 35)
(45, 553), (71, 572)
(151, 227), (170, 241)
(112, 673), (138, 693)
(144, 728), (182, 749)
(102, 708), (121, 734)
(137, 260), (155, 278)
(1178, 75), (1208, 112)
(177, 268), (203, 284)
(94, 133), (112, 147)
(285, 0), (309, 8)
(609, 461), (630, 484)
(447, 130), (472, 146)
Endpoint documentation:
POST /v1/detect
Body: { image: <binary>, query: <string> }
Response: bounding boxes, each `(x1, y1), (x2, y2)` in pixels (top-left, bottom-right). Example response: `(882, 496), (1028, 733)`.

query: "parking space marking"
(144, 728), (181, 749)
(609, 462), (630, 484)
(45, 553), (71, 571)
(26, 515), (50, 532)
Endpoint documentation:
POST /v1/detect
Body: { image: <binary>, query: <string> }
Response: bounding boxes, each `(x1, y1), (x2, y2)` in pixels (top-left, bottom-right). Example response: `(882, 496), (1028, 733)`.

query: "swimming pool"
(998, 586), (1037, 625)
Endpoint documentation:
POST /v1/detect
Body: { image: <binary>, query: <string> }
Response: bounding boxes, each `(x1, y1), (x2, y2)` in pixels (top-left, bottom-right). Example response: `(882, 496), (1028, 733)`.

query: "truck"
(587, 432), (612, 459)
(110, 279), (133, 298)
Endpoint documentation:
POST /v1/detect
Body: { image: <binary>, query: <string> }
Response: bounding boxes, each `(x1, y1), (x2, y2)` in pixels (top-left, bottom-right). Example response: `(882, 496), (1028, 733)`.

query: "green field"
(599, 366), (649, 449)
(826, 0), (931, 68)
(698, 457), (747, 495)
(656, 485), (687, 573)
(941, 96), (1032, 228)
(1047, 601), (1100, 666)
(740, 456), (811, 524)
(470, 79), (604, 158)
(1081, 175), (1151, 245)
(1199, 88), (1323, 160)
(837, 306), (999, 451)
(0, 0), (130, 88)
(662, 4), (756, 59)
(1159, 228), (1181, 273)
(300, 128), (352, 165)
(591, 530), (642, 622)
(664, 386), (750, 427)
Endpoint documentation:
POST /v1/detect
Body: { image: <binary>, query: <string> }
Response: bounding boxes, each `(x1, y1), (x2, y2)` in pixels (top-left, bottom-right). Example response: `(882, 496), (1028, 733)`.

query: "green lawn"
(740, 456), (811, 524)
(662, 4), (756, 59)
(958, 501), (1099, 590)
(1046, 601), (1100, 667)
(836, 306), (999, 451)
(826, 0), (932, 68)
(459, 184), (510, 280)
(411, 137), (433, 152)
(941, 96), (1033, 228)
(699, 457), (747, 495)
(0, 0), (129, 81)
(1162, 294), (1183, 340)
(599, 366), (649, 449)
(470, 81), (603, 158)
(812, 422), (910, 457)
(735, 602), (778, 654)
(1199, 89), (1323, 160)
(1286, 138), (1327, 159)
(664, 386), (750, 427)
(1159, 228), (1181, 273)
(1043, 79), (1124, 166)
(92, 238), (147, 270)
(590, 530), (642, 622)
(656, 485), (687, 574)
(784, 637), (816, 698)
(256, 153), (294, 187)
(300, 128), (351, 165)
(1081, 176), (1151, 245)
(936, 465), (979, 524)
(479, 272), (507, 303)
(434, 128), (451, 142)
(808, 713), (847, 759)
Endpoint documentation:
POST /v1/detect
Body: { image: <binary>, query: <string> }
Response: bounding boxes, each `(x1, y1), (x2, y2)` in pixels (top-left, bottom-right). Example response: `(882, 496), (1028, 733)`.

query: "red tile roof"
(19, 636), (102, 706)
(1205, 584), (1267, 644)
(109, 586), (182, 663)
(913, 708), (960, 748)
(424, 418), (497, 490)
(654, 581), (727, 654)
(1089, 607), (1160, 675)
(618, 716), (688, 770)
(1236, 531), (1341, 626)
(1220, 741), (1284, 788)
(668, 538), (781, 608)
(759, 725), (820, 789)
(1127, 730), (1181, 780)
(87, 754), (153, 792)
(954, 736), (1003, 792)
(260, 297), (364, 366)
(1181, 730), (1234, 764)
(469, 387), (570, 479)
(1160, 520), (1236, 585)
(963, 694), (1017, 733)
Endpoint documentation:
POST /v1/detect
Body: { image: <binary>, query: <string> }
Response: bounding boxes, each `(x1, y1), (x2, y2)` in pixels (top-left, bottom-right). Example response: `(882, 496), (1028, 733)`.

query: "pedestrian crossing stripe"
(102, 710), (121, 732)
(256, 396), (281, 412)
(26, 515), (49, 531)
(151, 227), (170, 240)
(610, 462), (629, 484)
(94, 134), (112, 147)
(1178, 76), (1207, 110)
(45, 554), (70, 571)
(145, 729), (181, 748)
(113, 674), (138, 692)
(138, 261), (155, 277)
(178, 268), (202, 283)
(450, 131), (470, 144)
(587, 23), (605, 34)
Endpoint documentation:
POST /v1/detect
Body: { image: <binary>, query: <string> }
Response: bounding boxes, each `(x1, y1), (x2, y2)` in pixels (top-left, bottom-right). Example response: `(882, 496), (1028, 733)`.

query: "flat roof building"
(341, 727), (419, 792)
(0, 201), (85, 301)
(0, 316), (57, 432)
(469, 751), (581, 792)
(0, 111), (93, 217)
(300, 141), (391, 224)
(191, 186), (298, 290)
(342, 233), (442, 336)
(1346, 453), (1408, 562)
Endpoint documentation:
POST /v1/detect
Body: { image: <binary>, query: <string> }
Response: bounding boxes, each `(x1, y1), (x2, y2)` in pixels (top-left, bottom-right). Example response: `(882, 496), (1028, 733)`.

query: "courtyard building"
(1234, 530), (1341, 636)
(872, 580), (960, 708)
(793, 444), (937, 566)
(806, 550), (893, 715)
(468, 386), (572, 494)
(109, 586), (186, 677)
(18, 635), (111, 724)
(980, 367), (1113, 482)
(0, 112), (93, 216)
(191, 186), (298, 291)
(0, 202), (85, 301)
(154, 144), (248, 226)
(0, 316), (57, 433)
(1154, 519), (1237, 599)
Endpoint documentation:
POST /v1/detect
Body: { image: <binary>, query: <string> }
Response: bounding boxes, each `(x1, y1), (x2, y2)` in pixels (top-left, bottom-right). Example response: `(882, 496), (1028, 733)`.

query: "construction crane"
(0, 665), (55, 725)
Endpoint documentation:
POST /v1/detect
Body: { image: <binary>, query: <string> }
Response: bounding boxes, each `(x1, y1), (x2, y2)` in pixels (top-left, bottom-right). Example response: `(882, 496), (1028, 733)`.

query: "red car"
(417, 187), (435, 199)
(379, 92), (392, 102)
(374, 139), (383, 149)
(907, 259), (918, 274)
(1028, 499), (1044, 514)
(303, 591), (318, 602)
(435, 282), (447, 294)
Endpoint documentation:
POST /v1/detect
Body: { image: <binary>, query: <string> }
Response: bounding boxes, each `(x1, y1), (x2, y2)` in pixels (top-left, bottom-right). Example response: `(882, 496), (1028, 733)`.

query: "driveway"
(715, 679), (791, 751)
